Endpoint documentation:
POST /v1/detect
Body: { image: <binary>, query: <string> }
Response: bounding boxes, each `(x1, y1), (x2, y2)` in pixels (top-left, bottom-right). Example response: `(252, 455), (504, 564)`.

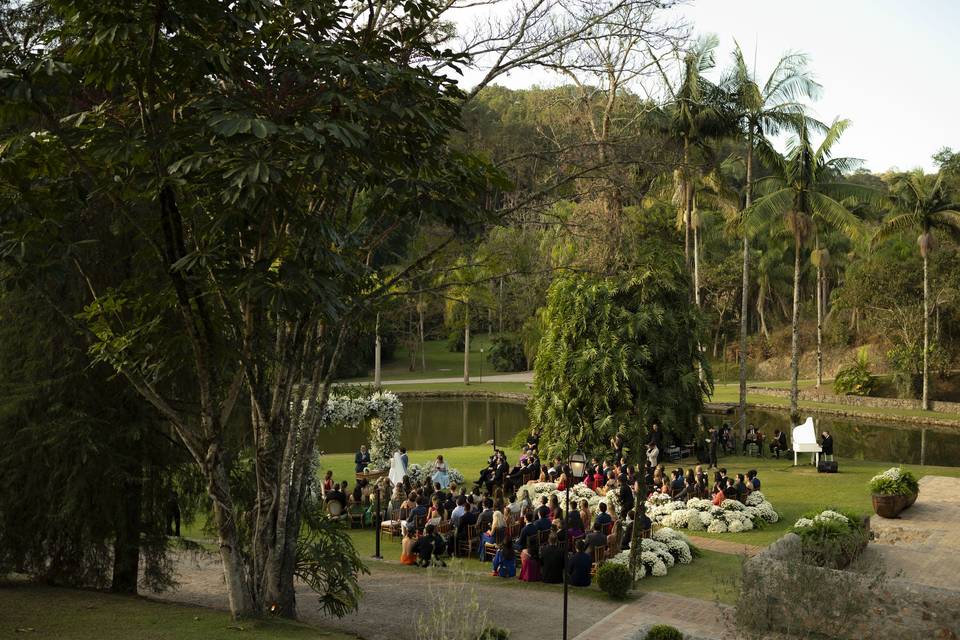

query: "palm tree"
(723, 43), (820, 430)
(872, 171), (960, 409)
(746, 119), (869, 422)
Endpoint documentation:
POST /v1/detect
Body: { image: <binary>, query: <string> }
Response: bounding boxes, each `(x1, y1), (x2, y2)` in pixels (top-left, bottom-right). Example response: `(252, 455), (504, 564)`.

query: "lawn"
(0, 582), (357, 640)
(343, 336), (506, 382)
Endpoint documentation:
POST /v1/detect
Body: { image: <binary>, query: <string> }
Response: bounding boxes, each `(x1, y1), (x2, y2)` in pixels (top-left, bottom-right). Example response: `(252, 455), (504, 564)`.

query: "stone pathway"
(573, 592), (732, 640)
(866, 475), (960, 590)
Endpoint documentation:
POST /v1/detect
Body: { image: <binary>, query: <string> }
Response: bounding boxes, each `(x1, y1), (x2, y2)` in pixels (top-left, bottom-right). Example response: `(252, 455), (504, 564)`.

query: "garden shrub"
(868, 467), (919, 495)
(489, 334), (526, 372)
(476, 627), (510, 640)
(447, 329), (465, 353)
(644, 624), (684, 640)
(791, 509), (868, 569)
(832, 348), (874, 396)
(596, 561), (632, 599)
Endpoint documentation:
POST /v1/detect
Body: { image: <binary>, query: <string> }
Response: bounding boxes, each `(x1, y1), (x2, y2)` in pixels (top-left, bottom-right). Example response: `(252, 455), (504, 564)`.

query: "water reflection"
(318, 397), (960, 467)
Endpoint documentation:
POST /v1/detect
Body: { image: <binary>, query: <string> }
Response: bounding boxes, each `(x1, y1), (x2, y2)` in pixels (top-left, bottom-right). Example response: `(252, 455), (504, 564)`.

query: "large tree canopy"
(0, 0), (503, 619)
(530, 262), (711, 459)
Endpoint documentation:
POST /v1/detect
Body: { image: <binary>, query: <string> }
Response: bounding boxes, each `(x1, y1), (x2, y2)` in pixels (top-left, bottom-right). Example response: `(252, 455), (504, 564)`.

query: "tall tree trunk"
(922, 249), (930, 410)
(498, 278), (503, 334)
(815, 242), (823, 388)
(207, 449), (254, 617)
(693, 216), (701, 308)
(739, 131), (753, 440)
(463, 305), (471, 385)
(790, 231), (802, 424)
(418, 296), (426, 373)
(111, 475), (142, 594)
(374, 312), (381, 387)
(683, 138), (691, 269)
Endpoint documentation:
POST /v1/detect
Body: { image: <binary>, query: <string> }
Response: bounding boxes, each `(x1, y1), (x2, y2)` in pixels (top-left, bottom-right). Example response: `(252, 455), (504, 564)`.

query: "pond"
(319, 397), (960, 467)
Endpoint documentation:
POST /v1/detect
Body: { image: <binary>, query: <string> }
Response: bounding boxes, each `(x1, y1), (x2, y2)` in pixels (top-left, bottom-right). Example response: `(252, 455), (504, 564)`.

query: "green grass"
(631, 549), (742, 604)
(384, 381), (531, 394)
(0, 582), (357, 640)
(344, 336), (507, 382)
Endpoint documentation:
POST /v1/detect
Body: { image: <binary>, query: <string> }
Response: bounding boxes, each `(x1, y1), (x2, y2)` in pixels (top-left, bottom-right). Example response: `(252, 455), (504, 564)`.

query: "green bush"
(447, 329), (465, 353)
(833, 348), (874, 396)
(596, 562), (632, 599)
(476, 627), (510, 640)
(488, 334), (526, 372)
(868, 467), (919, 496)
(791, 509), (868, 569)
(644, 624), (684, 640)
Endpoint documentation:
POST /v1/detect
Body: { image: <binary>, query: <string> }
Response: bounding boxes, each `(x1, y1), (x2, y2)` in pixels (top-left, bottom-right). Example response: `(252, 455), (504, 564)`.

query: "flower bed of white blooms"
(607, 527), (694, 579)
(320, 391), (402, 470)
(406, 461), (465, 488)
(521, 481), (621, 515)
(644, 491), (779, 534)
(792, 509), (850, 531)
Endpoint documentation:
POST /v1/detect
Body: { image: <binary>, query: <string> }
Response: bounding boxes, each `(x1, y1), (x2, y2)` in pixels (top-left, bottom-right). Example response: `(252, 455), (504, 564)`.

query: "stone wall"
(740, 534), (960, 640)
(748, 385), (960, 415)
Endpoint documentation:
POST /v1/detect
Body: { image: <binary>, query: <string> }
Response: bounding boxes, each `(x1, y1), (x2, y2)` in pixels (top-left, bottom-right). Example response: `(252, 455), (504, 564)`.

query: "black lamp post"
(562, 449), (588, 640)
(372, 482), (382, 559)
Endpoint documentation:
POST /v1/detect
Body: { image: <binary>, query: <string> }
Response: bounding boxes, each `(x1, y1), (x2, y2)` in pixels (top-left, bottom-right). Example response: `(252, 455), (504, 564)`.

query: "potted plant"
(868, 467), (919, 518)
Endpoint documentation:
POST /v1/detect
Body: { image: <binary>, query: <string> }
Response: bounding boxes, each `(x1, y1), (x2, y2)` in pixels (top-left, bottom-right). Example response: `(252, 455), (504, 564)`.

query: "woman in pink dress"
(519, 538), (542, 582)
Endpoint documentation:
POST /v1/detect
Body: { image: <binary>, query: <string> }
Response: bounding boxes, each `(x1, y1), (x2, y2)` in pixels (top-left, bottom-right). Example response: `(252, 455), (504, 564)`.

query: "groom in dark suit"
(354, 445), (371, 473)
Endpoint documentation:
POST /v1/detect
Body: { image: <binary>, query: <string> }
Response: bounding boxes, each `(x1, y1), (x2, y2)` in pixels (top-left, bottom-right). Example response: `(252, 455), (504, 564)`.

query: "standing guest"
(770, 429), (788, 459)
(707, 427), (719, 469)
(322, 470), (334, 495)
(400, 528), (417, 565)
(649, 422), (664, 452)
(747, 469), (761, 491)
(646, 441), (660, 468)
(592, 466), (605, 489)
(594, 502), (612, 529)
(354, 445), (371, 473)
(432, 455), (450, 488)
(540, 533), (564, 584)
(478, 509), (507, 558)
(618, 476), (634, 517)
(492, 543), (516, 578)
(519, 538), (542, 582)
(821, 430), (835, 462)
(526, 429), (541, 452)
(567, 540), (593, 587)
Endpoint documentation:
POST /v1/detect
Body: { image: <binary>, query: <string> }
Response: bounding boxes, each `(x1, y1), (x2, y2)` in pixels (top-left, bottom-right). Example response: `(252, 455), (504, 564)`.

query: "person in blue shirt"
(567, 539), (593, 587)
(594, 502), (612, 528)
(492, 543), (516, 577)
(514, 511), (538, 551)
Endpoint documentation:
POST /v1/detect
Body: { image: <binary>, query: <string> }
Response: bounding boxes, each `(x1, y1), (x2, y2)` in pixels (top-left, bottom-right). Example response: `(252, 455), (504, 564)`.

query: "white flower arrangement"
(321, 391), (402, 470)
(607, 527), (694, 580)
(524, 481), (621, 515)
(643, 493), (779, 534)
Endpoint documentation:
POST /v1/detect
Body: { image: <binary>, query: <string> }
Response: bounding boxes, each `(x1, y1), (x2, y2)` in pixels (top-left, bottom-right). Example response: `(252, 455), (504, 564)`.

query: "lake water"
(320, 397), (960, 467)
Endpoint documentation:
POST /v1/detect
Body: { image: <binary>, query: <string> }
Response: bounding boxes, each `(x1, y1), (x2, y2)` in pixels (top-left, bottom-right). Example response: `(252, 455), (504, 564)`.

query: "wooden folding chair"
(591, 546), (607, 575)
(483, 527), (507, 560)
(379, 506), (409, 542)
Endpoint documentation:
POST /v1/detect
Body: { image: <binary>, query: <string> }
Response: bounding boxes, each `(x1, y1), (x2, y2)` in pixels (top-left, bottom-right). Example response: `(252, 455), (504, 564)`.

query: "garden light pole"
(562, 449), (588, 640)
(373, 483), (382, 559)
(480, 348), (484, 383)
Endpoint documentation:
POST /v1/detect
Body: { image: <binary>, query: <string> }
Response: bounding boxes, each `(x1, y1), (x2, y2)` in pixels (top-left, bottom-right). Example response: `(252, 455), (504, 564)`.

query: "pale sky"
(459, 0), (960, 173)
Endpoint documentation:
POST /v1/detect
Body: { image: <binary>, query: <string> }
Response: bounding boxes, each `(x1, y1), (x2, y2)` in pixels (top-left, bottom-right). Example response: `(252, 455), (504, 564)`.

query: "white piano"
(792, 416), (822, 467)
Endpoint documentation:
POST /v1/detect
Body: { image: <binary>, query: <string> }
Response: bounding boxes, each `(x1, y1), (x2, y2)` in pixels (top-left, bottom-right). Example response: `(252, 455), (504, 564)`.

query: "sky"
(459, 0), (960, 173)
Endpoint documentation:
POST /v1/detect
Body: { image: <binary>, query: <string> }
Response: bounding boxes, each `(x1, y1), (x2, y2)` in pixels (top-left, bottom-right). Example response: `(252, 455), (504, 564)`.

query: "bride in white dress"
(388, 450), (406, 485)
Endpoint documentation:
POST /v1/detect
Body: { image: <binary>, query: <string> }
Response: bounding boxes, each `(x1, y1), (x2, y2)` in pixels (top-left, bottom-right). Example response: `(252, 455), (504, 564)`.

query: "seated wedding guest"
(535, 507), (552, 532)
(413, 524), (440, 567)
(683, 470), (697, 500)
(450, 496), (467, 526)
(538, 469), (549, 482)
(519, 538), (542, 582)
(669, 470), (686, 498)
(747, 469), (761, 491)
(511, 488), (532, 516)
(711, 471), (725, 496)
(400, 528), (417, 565)
(475, 498), (494, 535)
(326, 482), (347, 511)
(594, 502), (613, 528)
(388, 483), (404, 517)
(566, 507), (584, 538)
(427, 495), (443, 525)
(735, 473), (751, 502)
(585, 522), (607, 550)
(515, 511), (539, 551)
(548, 495), (563, 521)
(618, 476), (634, 516)
(592, 466), (605, 489)
(567, 540), (593, 587)
(695, 465), (708, 497)
(492, 543), (516, 578)
(492, 488), (506, 512)
(540, 533), (564, 584)
(478, 509), (507, 558)
(723, 477), (738, 500)
(579, 500), (592, 532)
(406, 496), (428, 533)
(536, 497), (551, 520)
(770, 429), (788, 459)
(556, 472), (568, 492)
(456, 498), (478, 539)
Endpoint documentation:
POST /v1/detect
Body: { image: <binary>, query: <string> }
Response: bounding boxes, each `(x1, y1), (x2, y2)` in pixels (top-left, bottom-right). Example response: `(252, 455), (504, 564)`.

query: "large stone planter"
(872, 490), (918, 518)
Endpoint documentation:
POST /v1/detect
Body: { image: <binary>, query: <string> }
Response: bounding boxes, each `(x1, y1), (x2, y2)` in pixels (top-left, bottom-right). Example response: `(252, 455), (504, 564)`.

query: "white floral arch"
(321, 391), (403, 470)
